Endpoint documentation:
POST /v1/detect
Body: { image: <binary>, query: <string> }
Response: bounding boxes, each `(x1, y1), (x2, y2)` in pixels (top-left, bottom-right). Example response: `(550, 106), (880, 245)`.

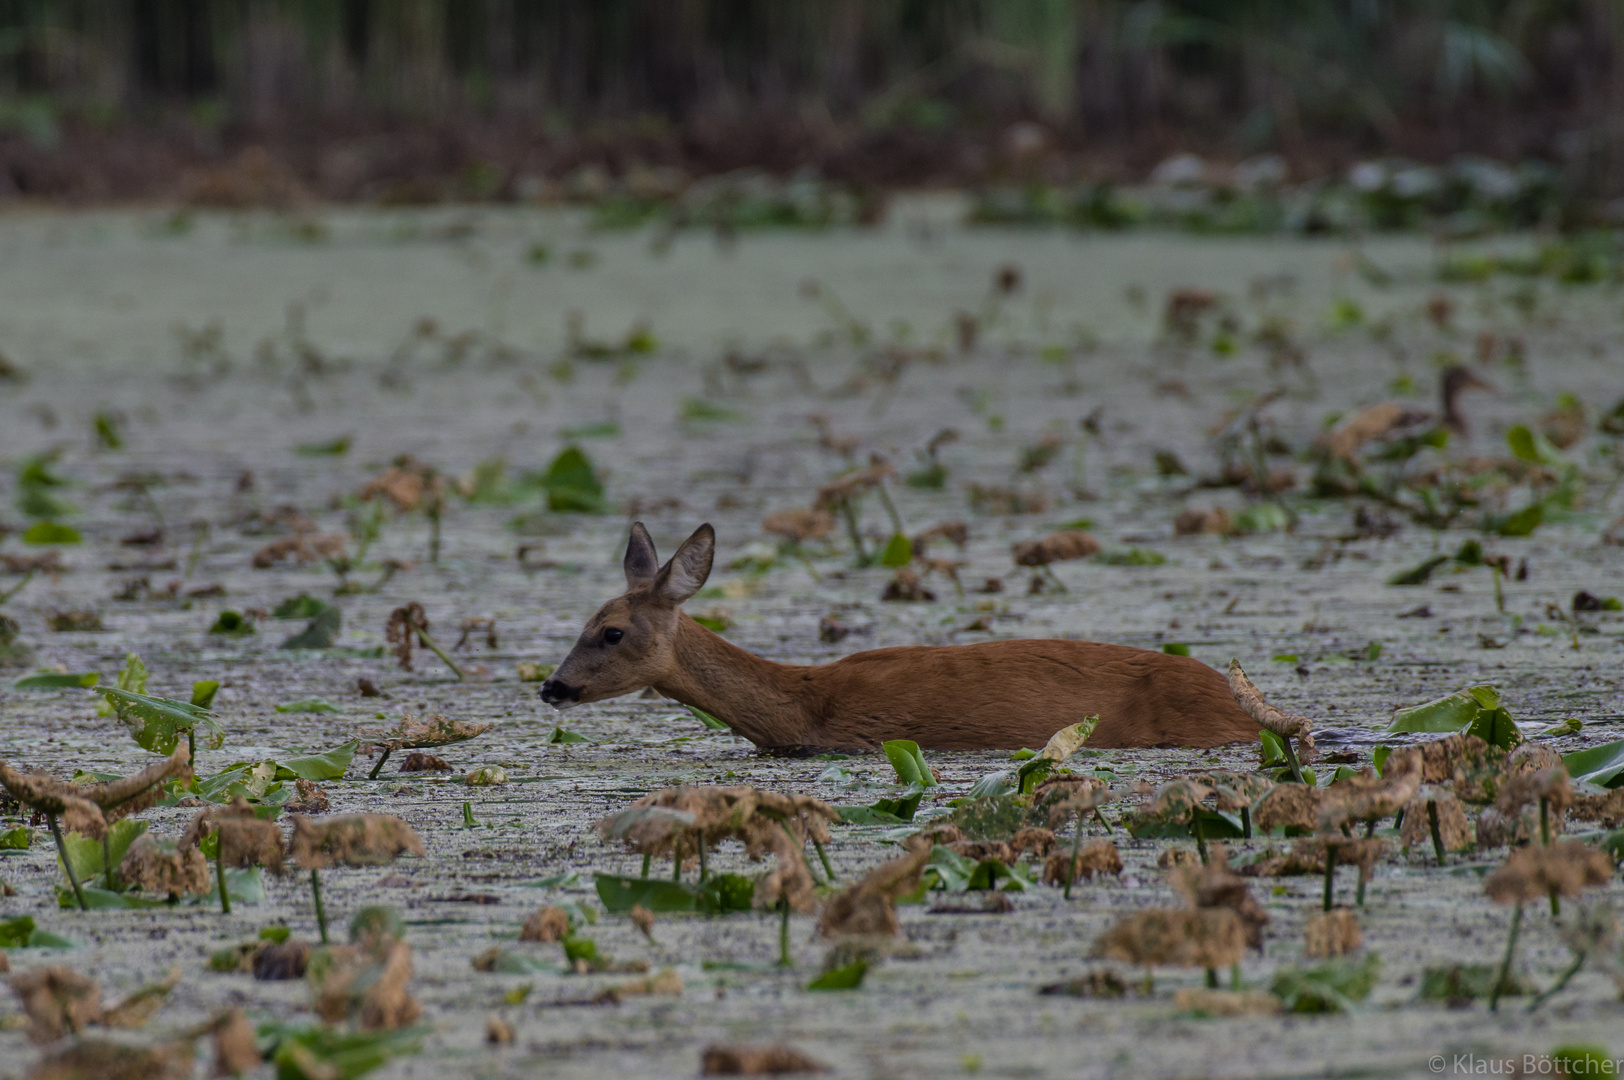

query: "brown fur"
(543, 524), (1262, 751)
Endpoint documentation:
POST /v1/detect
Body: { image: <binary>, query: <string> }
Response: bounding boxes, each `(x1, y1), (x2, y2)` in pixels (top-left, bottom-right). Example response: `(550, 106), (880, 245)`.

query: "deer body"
(540, 523), (1262, 752)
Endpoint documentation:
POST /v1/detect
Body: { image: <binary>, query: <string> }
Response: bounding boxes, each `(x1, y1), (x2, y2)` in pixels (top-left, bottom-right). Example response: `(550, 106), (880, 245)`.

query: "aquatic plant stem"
(1205, 967), (1218, 989)
(1526, 952), (1585, 1013)
(873, 481), (905, 535)
(1322, 844), (1337, 912)
(218, 846), (231, 914)
(1279, 736), (1305, 785)
(311, 868), (329, 944)
(837, 499), (868, 565)
(1427, 800), (1446, 865)
(103, 835), (113, 891)
(1241, 807), (1251, 840)
(811, 836), (835, 882)
(1490, 903), (1523, 1013)
(1191, 812), (1207, 864)
(698, 833), (708, 883)
(777, 899), (791, 968)
(49, 814), (87, 911)
(413, 626), (465, 680)
(640, 853), (651, 879)
(368, 748), (393, 779)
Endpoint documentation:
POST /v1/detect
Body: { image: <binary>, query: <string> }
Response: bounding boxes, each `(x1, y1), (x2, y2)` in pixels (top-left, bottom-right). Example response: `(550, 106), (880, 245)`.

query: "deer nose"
(539, 678), (580, 707)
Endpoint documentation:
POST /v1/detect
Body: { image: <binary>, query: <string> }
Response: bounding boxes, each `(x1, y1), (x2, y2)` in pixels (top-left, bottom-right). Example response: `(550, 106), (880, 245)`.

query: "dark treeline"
(0, 0), (1620, 202)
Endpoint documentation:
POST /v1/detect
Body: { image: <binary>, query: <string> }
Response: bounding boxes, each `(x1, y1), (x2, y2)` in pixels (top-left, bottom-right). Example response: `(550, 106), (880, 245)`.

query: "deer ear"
(624, 522), (659, 588)
(654, 523), (714, 605)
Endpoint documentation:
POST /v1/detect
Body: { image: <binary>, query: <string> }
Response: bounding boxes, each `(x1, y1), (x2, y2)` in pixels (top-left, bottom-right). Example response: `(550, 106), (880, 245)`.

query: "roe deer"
(539, 523), (1263, 751)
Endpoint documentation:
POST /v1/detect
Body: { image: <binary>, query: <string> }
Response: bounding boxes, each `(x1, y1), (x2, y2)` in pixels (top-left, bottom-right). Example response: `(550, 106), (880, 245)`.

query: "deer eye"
(603, 628), (624, 645)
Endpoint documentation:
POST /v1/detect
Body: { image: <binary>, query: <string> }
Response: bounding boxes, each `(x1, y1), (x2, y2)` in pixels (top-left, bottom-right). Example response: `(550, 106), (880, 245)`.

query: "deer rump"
(785, 639), (1260, 751)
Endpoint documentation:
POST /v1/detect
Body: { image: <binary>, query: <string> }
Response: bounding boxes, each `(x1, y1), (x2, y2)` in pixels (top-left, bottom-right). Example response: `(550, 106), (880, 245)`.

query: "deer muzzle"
(538, 677), (581, 708)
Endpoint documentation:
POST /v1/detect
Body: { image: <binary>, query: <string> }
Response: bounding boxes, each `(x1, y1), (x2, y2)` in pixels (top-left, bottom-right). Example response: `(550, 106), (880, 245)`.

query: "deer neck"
(651, 614), (810, 747)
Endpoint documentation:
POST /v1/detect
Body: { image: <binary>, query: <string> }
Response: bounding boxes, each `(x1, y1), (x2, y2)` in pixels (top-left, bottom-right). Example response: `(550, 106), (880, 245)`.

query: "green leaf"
(199, 867), (266, 907)
(1493, 503), (1544, 537)
(1126, 807), (1245, 841)
(272, 594), (330, 619)
(1233, 503), (1290, 534)
(1387, 686), (1498, 734)
(1094, 546), (1168, 566)
(58, 819), (148, 885)
(208, 610), (255, 636)
(0, 826), (32, 849)
(21, 521), (81, 544)
(690, 614), (730, 633)
(540, 446), (605, 513)
(263, 1021), (426, 1080)
(1014, 717), (1098, 793)
(1161, 642), (1190, 656)
(275, 740), (358, 781)
(280, 606), (342, 649)
(1506, 424), (1570, 468)
(0, 916), (36, 948)
(1563, 739), (1624, 788)
(879, 532), (912, 567)
(97, 686), (225, 753)
(295, 435), (353, 456)
(963, 770), (1017, 800)
(687, 706), (729, 731)
(1417, 964), (1530, 1002)
(1387, 554), (1449, 586)
(594, 874), (706, 913)
(1373, 745), (1392, 776)
(882, 740), (936, 788)
(525, 870), (581, 890)
(276, 698), (341, 714)
(190, 680), (220, 709)
(838, 783), (927, 824)
(547, 727), (588, 744)
(679, 397), (746, 423)
(1259, 730), (1287, 768)
(12, 671), (99, 689)
(807, 960), (868, 991)
(560, 421), (621, 440)
(1269, 953), (1381, 1014)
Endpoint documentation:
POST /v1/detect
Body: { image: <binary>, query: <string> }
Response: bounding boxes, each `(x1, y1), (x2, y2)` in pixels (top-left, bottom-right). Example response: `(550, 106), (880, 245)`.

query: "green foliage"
(882, 740), (936, 787)
(1491, 502), (1544, 538)
(98, 686), (226, 754)
(59, 820), (147, 885)
(1094, 546), (1167, 566)
(0, 826), (32, 849)
(276, 698), (340, 713)
(679, 397), (747, 423)
(1387, 686), (1522, 750)
(538, 446), (605, 513)
(923, 845), (1031, 892)
(295, 435), (353, 456)
(280, 605), (342, 649)
(93, 411), (124, 450)
(688, 706), (729, 731)
(879, 532), (913, 567)
(13, 671), (99, 689)
(1417, 964), (1529, 1002)
(807, 960), (868, 990)
(593, 872), (755, 914)
(837, 783), (926, 824)
(273, 593), (330, 619)
(262, 1022), (425, 1080)
(0, 916), (73, 949)
(1269, 953), (1380, 1013)
(191, 680), (221, 709)
(209, 610), (255, 636)
(1387, 554), (1450, 586)
(547, 726), (588, 744)
(21, 521), (81, 544)
(277, 740), (358, 780)
(1161, 642), (1190, 656)
(1563, 739), (1624, 788)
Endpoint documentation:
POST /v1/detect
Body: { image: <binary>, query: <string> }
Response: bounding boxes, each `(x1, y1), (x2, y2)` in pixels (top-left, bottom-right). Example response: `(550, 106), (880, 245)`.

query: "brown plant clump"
(1172, 987), (1283, 1016)
(762, 509), (837, 542)
(880, 567), (935, 601)
(1252, 783), (1323, 833)
(485, 1015), (515, 1046)
(384, 604), (431, 671)
(316, 940), (422, 1031)
(1318, 402), (1432, 465)
(0, 744), (194, 839)
(1172, 848), (1270, 950)
(1157, 848), (1201, 869)
(1495, 766), (1573, 819)
(1484, 841), (1613, 905)
(399, 752), (451, 772)
(519, 907), (571, 943)
(1043, 840), (1123, 885)
(251, 534), (347, 569)
(282, 779), (331, 814)
(1008, 826), (1056, 859)
(1091, 908), (1247, 970)
(1174, 507), (1233, 536)
(182, 797), (287, 874)
(1011, 530), (1100, 567)
(1304, 908), (1363, 958)
(118, 836), (212, 898)
(1569, 788), (1624, 828)
(1476, 805), (1560, 848)
(290, 814), (425, 869)
(600, 786), (837, 913)
(813, 462), (895, 512)
(210, 1008), (262, 1077)
(1317, 754), (1422, 830)
(1400, 792), (1474, 853)
(817, 845), (932, 937)
(24, 1039), (194, 1080)
(701, 1044), (829, 1075)
(358, 459), (442, 513)
(253, 940), (313, 980)
(10, 967), (103, 1043)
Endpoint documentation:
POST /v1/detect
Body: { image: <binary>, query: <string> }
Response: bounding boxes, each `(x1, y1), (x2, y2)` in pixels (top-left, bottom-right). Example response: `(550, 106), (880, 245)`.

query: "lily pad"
(13, 671), (99, 690)
(1563, 739), (1624, 788)
(276, 698), (341, 714)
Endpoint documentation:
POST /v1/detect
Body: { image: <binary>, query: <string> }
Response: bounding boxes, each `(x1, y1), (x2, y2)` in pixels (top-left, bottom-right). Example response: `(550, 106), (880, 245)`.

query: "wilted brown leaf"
(762, 509), (837, 542)
(1171, 848), (1269, 950)
(289, 813), (425, 869)
(24, 1038), (194, 1080)
(1043, 839), (1123, 885)
(701, 1044), (829, 1076)
(210, 1009), (261, 1078)
(1012, 530), (1099, 567)
(518, 907), (570, 943)
(10, 967), (102, 1043)
(1485, 840), (1613, 905)
(818, 845), (931, 937)
(1091, 908), (1247, 969)
(117, 836), (211, 898)
(1304, 908), (1362, 958)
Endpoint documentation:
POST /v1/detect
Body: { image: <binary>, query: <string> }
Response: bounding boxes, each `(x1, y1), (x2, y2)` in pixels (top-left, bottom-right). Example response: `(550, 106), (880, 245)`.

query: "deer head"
(539, 522), (715, 709)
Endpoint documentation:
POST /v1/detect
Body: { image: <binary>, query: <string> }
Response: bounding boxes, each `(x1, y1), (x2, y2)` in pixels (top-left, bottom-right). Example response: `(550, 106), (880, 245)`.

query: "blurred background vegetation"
(0, 1), (1619, 208)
